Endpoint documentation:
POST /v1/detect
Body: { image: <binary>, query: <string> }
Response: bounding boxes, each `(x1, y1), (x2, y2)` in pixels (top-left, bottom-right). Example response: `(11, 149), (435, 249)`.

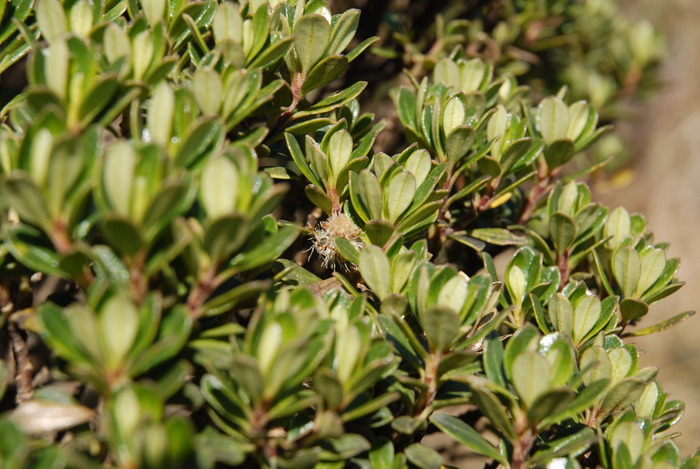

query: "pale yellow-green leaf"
(548, 293), (573, 336)
(433, 58), (460, 90)
(30, 129), (53, 187)
(459, 59), (489, 93)
(512, 351), (551, 408)
(104, 141), (136, 216)
(114, 388), (141, 436)
(605, 206), (631, 249)
(10, 400), (95, 435)
(487, 105), (509, 160)
(437, 274), (469, 315)
(612, 246), (641, 298)
(633, 381), (659, 418)
(193, 68), (223, 116)
(608, 347), (633, 383)
(68, 1), (93, 37)
(335, 324), (361, 383)
(566, 101), (592, 141)
(383, 171), (416, 224)
(131, 31), (154, 80)
(36, 0), (67, 44)
(359, 244), (391, 300)
(66, 304), (102, 363)
(404, 149), (432, 188)
(609, 421), (645, 461)
(148, 83), (175, 146)
(258, 321), (282, 375)
(200, 157), (238, 219)
(140, 0), (166, 28)
(537, 97), (569, 144)
(45, 40), (69, 101)
(634, 247), (665, 297)
(442, 95), (466, 135)
(580, 345), (612, 385)
(327, 129), (353, 180)
(100, 296), (139, 369)
(104, 23), (131, 64)
(213, 3), (243, 44)
(572, 295), (601, 345)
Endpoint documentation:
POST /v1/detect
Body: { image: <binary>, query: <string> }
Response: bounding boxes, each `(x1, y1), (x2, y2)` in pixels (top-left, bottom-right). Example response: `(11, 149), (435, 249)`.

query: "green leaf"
(537, 97), (569, 144)
(334, 236), (360, 265)
(504, 324), (539, 379)
(4, 225), (66, 277)
(203, 280), (271, 316)
(445, 125), (475, 165)
(600, 378), (646, 415)
(36, 0), (67, 44)
(527, 387), (575, 425)
(38, 303), (89, 364)
(550, 211), (576, 255)
(540, 379), (609, 426)
(304, 185), (333, 215)
(193, 68), (223, 115)
(613, 246), (641, 298)
(634, 247), (665, 297)
(470, 382), (517, 441)
(483, 332), (506, 387)
(100, 295), (139, 369)
(143, 182), (192, 240)
(469, 228), (527, 247)
(430, 413), (506, 464)
(421, 305), (460, 353)
(328, 9), (360, 55)
(383, 171), (416, 224)
(512, 351), (550, 408)
(301, 55), (348, 95)
(359, 244), (391, 300)
(3, 174), (52, 231)
(293, 81), (367, 118)
(230, 225), (298, 272)
(369, 438), (395, 469)
(231, 355), (264, 403)
(619, 298), (648, 322)
(357, 170), (384, 221)
(544, 139), (576, 169)
(321, 434), (370, 460)
(530, 427), (597, 463)
(294, 14), (331, 74)
(204, 215), (250, 263)
(200, 157), (238, 218)
(623, 311), (695, 337)
(346, 36), (379, 62)
(580, 345), (612, 385)
(404, 444), (442, 469)
(572, 295), (601, 345)
(102, 216), (144, 256)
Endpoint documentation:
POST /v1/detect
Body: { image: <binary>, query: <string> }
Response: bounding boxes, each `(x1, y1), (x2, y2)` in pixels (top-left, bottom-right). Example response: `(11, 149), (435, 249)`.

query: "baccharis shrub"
(0, 0), (696, 468)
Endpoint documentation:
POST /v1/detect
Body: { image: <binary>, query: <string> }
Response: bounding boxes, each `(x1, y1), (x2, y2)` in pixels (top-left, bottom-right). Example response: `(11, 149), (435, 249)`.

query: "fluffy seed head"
(310, 213), (364, 269)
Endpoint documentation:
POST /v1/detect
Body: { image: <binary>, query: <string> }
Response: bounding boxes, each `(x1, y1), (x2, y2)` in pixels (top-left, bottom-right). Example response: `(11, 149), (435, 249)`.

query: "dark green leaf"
(430, 413), (506, 464)
(301, 55), (348, 95)
(404, 444), (442, 469)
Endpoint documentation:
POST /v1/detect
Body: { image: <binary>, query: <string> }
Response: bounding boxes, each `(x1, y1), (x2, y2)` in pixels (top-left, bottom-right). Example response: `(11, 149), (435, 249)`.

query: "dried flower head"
(309, 213), (364, 269)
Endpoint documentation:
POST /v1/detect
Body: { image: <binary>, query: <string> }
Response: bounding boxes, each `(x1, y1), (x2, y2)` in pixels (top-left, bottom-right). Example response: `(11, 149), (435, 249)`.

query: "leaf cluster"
(0, 1), (696, 469)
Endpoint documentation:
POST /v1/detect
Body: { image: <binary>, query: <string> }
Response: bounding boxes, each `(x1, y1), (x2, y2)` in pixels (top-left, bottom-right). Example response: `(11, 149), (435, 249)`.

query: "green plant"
(0, 0), (696, 468)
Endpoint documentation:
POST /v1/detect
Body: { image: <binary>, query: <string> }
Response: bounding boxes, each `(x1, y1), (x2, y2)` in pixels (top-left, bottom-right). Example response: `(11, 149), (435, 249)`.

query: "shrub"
(0, 0), (696, 468)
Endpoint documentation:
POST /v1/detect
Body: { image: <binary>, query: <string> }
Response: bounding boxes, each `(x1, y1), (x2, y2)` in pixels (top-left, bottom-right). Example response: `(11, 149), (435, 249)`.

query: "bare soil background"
(597, 0), (700, 455)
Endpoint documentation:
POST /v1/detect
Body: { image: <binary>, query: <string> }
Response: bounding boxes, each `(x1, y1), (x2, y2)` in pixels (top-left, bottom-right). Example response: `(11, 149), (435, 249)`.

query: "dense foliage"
(0, 0), (696, 468)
